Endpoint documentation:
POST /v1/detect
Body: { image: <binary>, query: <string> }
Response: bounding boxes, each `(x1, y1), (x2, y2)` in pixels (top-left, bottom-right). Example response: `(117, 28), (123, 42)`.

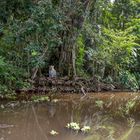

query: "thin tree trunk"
(72, 44), (76, 77)
(31, 47), (48, 80)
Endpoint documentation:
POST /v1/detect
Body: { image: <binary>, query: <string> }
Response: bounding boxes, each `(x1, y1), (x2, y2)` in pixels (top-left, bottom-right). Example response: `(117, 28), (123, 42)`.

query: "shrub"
(0, 56), (28, 94)
(118, 70), (139, 91)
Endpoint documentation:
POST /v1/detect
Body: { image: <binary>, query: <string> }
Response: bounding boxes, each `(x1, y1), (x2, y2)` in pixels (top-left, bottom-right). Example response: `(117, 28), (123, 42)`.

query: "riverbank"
(16, 77), (138, 94)
(0, 77), (139, 101)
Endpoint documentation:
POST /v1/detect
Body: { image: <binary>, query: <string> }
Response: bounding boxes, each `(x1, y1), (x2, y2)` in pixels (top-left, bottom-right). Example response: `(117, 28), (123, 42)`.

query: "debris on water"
(0, 124), (14, 129)
(6, 101), (19, 108)
(52, 99), (59, 103)
(0, 104), (4, 109)
(8, 131), (11, 134)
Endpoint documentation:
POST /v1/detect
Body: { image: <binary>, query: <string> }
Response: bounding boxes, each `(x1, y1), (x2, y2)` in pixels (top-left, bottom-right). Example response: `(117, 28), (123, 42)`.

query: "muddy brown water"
(0, 92), (140, 140)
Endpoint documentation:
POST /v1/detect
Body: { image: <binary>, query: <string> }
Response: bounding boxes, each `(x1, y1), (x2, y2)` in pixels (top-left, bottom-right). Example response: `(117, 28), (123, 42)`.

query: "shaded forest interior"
(0, 0), (140, 95)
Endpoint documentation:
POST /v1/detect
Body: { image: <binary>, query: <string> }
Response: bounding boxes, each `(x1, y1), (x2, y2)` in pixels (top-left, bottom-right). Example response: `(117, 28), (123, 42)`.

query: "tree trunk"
(58, 0), (91, 78)
(72, 44), (76, 77)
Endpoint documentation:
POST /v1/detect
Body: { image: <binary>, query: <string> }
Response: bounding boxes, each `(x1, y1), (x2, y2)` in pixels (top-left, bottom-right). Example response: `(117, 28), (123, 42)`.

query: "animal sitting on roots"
(49, 65), (57, 78)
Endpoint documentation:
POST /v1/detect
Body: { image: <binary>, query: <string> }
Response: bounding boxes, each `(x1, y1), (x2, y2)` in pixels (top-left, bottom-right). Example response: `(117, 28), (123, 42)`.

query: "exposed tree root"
(16, 77), (116, 95)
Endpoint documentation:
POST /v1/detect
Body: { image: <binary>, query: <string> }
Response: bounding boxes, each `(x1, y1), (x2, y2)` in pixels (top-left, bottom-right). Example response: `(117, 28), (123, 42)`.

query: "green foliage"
(118, 70), (139, 91)
(76, 35), (85, 76)
(9, 0), (63, 71)
(31, 95), (50, 103)
(0, 0), (140, 94)
(112, 0), (139, 29)
(102, 27), (138, 68)
(0, 56), (28, 94)
(0, 0), (32, 23)
(103, 76), (113, 84)
(0, 56), (15, 92)
(134, 72), (140, 88)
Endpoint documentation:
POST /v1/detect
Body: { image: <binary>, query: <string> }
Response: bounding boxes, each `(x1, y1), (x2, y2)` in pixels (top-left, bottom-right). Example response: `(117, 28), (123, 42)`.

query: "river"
(0, 92), (140, 140)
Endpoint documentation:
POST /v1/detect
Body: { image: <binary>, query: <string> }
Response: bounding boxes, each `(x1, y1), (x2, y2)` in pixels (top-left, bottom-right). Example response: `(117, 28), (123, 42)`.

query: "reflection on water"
(0, 92), (140, 140)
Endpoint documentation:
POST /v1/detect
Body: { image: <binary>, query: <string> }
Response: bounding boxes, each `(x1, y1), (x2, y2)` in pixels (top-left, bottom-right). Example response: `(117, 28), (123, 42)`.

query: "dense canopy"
(0, 0), (140, 94)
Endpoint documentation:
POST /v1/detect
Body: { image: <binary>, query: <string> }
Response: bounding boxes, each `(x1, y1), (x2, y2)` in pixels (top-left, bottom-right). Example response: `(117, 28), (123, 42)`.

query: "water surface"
(0, 92), (140, 140)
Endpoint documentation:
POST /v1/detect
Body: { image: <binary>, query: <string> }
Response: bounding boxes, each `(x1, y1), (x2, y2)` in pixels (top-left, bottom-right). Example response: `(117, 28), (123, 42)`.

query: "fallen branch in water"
(0, 124), (14, 129)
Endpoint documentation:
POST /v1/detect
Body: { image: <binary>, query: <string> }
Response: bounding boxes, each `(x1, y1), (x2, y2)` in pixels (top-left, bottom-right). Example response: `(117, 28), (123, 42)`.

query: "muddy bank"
(16, 77), (123, 94)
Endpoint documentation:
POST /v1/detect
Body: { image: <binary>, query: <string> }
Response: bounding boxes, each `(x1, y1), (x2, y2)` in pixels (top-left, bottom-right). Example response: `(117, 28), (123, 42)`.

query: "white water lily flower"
(50, 130), (59, 135)
(81, 126), (91, 132)
(66, 122), (80, 131)
(66, 123), (70, 128)
(73, 125), (80, 130)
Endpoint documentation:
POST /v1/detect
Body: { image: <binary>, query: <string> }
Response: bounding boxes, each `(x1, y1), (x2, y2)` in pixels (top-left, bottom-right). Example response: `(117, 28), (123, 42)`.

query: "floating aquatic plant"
(66, 122), (80, 131)
(31, 96), (50, 102)
(50, 130), (59, 136)
(66, 122), (91, 133)
(52, 99), (59, 103)
(95, 100), (104, 109)
(81, 126), (91, 133)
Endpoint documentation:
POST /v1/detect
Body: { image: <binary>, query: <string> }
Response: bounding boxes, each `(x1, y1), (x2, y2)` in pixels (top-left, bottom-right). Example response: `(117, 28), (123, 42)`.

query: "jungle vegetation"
(0, 0), (140, 94)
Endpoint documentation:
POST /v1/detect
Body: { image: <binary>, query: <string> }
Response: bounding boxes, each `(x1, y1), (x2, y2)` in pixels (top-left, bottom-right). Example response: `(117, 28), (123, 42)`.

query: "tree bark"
(58, 0), (91, 78)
